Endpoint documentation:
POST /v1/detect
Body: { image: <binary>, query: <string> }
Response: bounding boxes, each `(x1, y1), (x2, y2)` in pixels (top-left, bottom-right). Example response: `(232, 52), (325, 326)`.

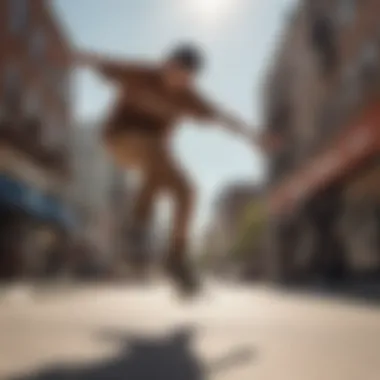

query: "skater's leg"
(159, 155), (199, 294)
(103, 130), (159, 270)
(167, 169), (195, 261)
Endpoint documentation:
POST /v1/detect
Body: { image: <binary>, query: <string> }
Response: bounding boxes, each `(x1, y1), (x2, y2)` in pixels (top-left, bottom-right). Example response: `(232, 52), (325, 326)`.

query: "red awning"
(268, 102), (380, 216)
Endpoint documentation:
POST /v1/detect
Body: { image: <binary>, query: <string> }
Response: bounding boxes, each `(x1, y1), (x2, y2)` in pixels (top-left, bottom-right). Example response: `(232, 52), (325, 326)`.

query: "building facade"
(0, 0), (74, 279)
(204, 182), (263, 277)
(264, 0), (380, 282)
(69, 123), (133, 277)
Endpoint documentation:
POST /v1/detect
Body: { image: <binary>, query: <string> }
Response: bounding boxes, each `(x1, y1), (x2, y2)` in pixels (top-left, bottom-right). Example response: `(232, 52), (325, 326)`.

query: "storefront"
(267, 101), (380, 281)
(0, 174), (76, 279)
(269, 102), (380, 216)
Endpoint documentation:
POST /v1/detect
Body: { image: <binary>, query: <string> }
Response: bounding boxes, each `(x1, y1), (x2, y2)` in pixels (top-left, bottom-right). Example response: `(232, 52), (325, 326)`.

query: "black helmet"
(168, 43), (204, 72)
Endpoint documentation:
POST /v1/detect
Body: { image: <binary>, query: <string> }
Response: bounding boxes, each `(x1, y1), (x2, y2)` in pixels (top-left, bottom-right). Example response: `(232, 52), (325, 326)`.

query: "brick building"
(264, 0), (380, 282)
(0, 0), (74, 279)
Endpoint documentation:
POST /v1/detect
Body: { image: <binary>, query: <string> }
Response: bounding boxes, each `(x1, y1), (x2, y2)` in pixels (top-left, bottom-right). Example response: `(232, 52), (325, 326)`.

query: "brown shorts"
(103, 128), (165, 170)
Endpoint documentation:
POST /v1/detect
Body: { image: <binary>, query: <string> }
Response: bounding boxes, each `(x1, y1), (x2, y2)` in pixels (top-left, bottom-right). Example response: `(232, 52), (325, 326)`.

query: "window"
(43, 114), (57, 147)
(4, 65), (20, 95)
(360, 42), (380, 94)
(361, 43), (378, 66)
(318, 102), (336, 136)
(43, 112), (65, 148)
(337, 0), (356, 26)
(339, 62), (364, 120)
(45, 67), (70, 106)
(341, 63), (360, 101)
(360, 42), (379, 79)
(30, 28), (47, 61)
(24, 87), (41, 118)
(8, 0), (28, 35)
(0, 65), (19, 122)
(3, 64), (21, 112)
(60, 72), (71, 104)
(0, 104), (6, 124)
(55, 69), (67, 101)
(310, 15), (338, 76)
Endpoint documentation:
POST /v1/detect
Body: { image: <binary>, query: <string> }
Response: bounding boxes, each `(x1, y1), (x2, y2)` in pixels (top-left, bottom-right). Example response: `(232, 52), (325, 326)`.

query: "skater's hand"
(213, 111), (283, 152)
(74, 51), (104, 68)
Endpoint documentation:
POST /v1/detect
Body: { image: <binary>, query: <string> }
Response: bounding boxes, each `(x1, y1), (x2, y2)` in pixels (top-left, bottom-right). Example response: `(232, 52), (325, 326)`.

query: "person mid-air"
(75, 43), (277, 296)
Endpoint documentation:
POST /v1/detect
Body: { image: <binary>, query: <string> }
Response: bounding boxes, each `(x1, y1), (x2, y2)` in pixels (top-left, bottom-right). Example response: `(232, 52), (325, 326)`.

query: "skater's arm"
(215, 112), (257, 140)
(186, 90), (256, 139)
(187, 90), (282, 151)
(74, 51), (152, 83)
(216, 112), (283, 151)
(186, 90), (275, 150)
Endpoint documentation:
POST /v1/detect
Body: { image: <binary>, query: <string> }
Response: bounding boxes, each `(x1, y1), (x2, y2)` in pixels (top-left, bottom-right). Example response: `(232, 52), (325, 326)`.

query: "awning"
(268, 101), (380, 216)
(0, 174), (76, 230)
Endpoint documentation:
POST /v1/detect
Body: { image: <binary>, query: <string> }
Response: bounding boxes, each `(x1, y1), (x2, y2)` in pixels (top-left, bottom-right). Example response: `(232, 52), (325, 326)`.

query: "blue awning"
(0, 174), (77, 230)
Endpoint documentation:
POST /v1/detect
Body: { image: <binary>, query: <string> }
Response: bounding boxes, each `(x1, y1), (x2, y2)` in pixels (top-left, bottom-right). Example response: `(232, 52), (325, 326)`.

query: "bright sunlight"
(183, 0), (238, 26)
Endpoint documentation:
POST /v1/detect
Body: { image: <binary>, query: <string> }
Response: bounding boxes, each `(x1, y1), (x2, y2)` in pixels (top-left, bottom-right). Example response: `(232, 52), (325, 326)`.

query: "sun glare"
(184, 0), (236, 25)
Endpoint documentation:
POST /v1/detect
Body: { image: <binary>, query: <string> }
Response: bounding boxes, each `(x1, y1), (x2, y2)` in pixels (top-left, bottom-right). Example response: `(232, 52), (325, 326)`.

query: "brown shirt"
(100, 61), (218, 139)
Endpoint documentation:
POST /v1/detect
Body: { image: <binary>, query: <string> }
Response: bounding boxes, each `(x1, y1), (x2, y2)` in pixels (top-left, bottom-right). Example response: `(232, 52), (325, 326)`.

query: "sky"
(53, 0), (298, 236)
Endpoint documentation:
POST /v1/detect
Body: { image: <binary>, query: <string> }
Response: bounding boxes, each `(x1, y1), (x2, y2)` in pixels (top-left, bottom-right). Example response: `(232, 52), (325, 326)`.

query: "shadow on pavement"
(10, 326), (255, 380)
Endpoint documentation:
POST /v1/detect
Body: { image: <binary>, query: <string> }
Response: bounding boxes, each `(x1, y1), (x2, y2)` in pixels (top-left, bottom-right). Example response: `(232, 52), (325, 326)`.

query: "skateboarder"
(75, 44), (278, 295)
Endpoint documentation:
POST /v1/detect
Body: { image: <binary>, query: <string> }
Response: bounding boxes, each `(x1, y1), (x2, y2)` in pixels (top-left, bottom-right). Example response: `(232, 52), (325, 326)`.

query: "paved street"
(1, 282), (380, 380)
